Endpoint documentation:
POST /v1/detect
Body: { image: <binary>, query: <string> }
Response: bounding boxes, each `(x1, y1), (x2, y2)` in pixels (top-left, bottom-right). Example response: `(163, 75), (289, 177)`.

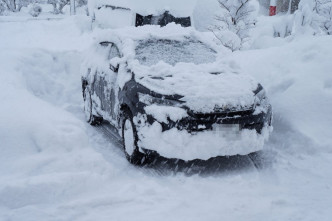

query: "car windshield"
(135, 38), (217, 66)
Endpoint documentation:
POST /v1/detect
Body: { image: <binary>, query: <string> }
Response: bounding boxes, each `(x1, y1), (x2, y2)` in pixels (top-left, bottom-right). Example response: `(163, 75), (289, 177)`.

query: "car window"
(135, 12), (191, 27)
(135, 38), (217, 66)
(99, 42), (121, 60)
(109, 45), (120, 60)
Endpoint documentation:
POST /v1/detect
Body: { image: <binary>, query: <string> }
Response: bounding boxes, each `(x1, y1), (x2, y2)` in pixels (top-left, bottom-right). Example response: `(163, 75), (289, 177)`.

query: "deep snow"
(0, 14), (332, 221)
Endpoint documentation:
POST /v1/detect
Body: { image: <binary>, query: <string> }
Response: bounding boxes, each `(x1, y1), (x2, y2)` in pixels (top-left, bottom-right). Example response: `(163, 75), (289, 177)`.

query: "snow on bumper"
(136, 121), (272, 161)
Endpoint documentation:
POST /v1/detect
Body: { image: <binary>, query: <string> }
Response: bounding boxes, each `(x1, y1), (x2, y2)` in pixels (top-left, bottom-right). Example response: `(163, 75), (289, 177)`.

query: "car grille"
(188, 109), (254, 120)
(161, 108), (266, 134)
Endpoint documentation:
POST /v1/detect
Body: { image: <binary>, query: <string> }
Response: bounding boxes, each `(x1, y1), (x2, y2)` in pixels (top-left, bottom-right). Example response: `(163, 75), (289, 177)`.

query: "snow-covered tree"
(76, 0), (87, 7)
(47, 0), (58, 13)
(0, 0), (35, 12)
(47, 0), (86, 14)
(293, 0), (332, 35)
(293, 0), (319, 34)
(316, 0), (332, 34)
(50, 0), (69, 14)
(210, 0), (258, 51)
(29, 3), (42, 17)
(0, 1), (6, 15)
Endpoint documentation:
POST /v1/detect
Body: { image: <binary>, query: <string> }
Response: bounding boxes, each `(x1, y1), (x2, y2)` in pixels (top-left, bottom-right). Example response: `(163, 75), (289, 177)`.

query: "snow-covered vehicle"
(81, 25), (272, 164)
(89, 0), (193, 29)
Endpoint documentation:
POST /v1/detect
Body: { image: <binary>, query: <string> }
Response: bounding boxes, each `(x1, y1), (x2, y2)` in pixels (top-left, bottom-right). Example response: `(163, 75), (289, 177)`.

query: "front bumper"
(163, 105), (272, 134)
(143, 103), (272, 134)
(135, 105), (273, 161)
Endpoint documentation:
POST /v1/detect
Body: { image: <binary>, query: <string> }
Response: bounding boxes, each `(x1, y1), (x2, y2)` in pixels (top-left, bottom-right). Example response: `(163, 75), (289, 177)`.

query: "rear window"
(135, 12), (191, 27)
(135, 38), (217, 66)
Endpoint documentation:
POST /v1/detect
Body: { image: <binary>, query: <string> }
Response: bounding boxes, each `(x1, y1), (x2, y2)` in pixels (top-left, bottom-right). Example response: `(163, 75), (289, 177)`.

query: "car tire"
(122, 109), (146, 165)
(84, 87), (103, 126)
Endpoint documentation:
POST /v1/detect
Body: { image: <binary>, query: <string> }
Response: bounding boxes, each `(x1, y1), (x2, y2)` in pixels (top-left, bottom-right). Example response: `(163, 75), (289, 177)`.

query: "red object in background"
(269, 6), (277, 16)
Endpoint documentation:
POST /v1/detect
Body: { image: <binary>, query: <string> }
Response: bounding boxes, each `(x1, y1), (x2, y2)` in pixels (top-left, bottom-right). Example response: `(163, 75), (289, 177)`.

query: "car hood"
(131, 61), (258, 113)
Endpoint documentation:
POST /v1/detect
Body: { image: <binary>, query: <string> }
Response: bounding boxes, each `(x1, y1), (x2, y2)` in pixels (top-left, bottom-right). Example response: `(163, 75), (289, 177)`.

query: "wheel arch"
(82, 77), (89, 100)
(118, 103), (132, 128)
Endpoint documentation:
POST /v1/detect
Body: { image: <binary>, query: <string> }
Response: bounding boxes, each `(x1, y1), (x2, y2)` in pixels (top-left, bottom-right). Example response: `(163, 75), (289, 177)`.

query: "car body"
(81, 25), (272, 164)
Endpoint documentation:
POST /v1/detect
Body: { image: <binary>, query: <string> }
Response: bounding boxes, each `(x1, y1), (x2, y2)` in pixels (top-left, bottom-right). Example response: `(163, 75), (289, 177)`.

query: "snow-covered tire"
(122, 110), (145, 165)
(84, 88), (102, 126)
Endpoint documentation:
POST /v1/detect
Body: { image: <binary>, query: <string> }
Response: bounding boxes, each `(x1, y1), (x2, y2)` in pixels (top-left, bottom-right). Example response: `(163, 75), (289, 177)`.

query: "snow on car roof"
(90, 0), (198, 17)
(92, 24), (222, 55)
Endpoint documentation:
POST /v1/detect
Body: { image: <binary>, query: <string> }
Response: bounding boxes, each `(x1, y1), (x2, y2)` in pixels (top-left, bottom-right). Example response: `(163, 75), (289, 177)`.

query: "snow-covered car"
(81, 25), (272, 164)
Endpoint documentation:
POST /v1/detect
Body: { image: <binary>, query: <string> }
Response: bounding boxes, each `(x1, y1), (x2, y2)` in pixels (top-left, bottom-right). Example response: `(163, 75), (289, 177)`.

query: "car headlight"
(254, 84), (267, 107)
(138, 93), (182, 106)
(256, 88), (266, 101)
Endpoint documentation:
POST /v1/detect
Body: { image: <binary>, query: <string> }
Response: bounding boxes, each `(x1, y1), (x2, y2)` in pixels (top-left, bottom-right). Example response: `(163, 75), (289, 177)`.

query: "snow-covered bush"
(47, 0), (69, 14)
(29, 3), (42, 17)
(47, 0), (58, 13)
(273, 15), (294, 37)
(48, 0), (86, 14)
(293, 0), (320, 34)
(316, 0), (332, 34)
(0, 0), (35, 12)
(76, 0), (87, 7)
(293, 0), (332, 35)
(210, 0), (258, 51)
(0, 1), (6, 15)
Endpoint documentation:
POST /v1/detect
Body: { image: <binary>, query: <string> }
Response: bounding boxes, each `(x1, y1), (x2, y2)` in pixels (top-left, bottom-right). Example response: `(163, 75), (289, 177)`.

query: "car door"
(93, 42), (111, 115)
(106, 44), (121, 121)
(99, 42), (120, 122)
(93, 42), (120, 122)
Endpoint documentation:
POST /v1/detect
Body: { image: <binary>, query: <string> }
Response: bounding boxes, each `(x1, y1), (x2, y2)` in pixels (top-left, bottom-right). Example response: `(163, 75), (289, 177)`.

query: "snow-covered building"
(88, 0), (198, 29)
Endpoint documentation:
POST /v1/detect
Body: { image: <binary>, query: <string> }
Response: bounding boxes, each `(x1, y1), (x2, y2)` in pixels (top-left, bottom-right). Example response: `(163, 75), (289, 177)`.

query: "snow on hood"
(90, 25), (258, 113)
(132, 61), (258, 113)
(90, 0), (198, 17)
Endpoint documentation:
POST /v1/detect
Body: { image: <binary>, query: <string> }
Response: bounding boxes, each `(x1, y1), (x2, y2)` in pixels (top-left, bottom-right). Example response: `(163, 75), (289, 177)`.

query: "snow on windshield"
(135, 38), (217, 66)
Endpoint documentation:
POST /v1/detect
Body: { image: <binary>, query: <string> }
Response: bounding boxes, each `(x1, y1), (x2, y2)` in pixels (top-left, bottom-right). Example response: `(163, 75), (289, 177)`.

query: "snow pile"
(144, 105), (188, 123)
(138, 122), (270, 160)
(28, 4), (42, 17)
(134, 61), (258, 113)
(94, 5), (133, 29)
(230, 34), (332, 148)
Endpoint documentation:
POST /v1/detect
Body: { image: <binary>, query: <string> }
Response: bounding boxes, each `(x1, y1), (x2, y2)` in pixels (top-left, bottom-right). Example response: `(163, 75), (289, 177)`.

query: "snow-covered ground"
(1, 14), (332, 221)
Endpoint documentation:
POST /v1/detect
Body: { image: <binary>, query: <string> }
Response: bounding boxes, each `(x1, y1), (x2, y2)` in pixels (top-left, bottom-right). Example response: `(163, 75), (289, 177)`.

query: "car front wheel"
(122, 110), (145, 165)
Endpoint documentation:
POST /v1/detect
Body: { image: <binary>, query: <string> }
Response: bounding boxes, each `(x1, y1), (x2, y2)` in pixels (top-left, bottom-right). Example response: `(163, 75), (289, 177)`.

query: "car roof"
(92, 24), (221, 57)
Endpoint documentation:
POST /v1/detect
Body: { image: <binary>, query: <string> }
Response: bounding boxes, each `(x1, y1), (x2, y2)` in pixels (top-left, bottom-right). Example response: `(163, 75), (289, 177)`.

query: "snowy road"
(0, 17), (332, 221)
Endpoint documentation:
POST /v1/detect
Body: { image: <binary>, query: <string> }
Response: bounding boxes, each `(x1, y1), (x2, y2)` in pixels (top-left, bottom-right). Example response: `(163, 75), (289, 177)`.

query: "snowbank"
(230, 29), (332, 148)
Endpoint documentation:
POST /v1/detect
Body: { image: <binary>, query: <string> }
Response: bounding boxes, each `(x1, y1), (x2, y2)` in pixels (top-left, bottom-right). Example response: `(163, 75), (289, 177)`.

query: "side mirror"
(109, 57), (121, 73)
(110, 64), (119, 73)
